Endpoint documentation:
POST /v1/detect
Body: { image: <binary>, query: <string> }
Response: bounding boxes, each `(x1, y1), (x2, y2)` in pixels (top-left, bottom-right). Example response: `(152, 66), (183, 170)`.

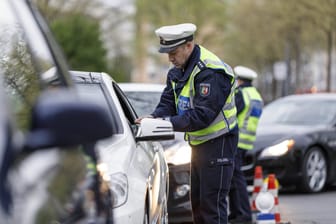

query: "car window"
(75, 83), (123, 134)
(120, 88), (185, 148)
(0, 2), (91, 223)
(122, 91), (161, 116)
(0, 1), (70, 133)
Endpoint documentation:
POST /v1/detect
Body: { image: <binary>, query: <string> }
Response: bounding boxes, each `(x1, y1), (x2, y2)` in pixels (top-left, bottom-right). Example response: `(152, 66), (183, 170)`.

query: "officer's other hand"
(134, 115), (154, 124)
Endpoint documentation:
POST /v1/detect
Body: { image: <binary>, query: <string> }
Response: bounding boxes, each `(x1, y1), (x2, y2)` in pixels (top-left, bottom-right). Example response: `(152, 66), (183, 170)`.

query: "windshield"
(123, 91), (162, 116)
(259, 98), (336, 126)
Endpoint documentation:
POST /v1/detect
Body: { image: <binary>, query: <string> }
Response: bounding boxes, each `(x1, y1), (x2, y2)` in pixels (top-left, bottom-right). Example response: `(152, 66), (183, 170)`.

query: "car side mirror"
(136, 118), (174, 141)
(24, 88), (114, 151)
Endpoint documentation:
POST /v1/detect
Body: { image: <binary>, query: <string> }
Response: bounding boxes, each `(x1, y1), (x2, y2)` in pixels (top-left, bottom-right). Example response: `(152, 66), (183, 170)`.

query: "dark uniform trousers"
(190, 132), (238, 224)
(228, 148), (252, 221)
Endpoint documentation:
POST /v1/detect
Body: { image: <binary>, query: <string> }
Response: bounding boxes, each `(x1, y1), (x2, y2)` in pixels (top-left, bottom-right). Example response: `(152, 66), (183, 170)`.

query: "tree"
(35, 0), (132, 81)
(50, 14), (108, 72)
(295, 0), (336, 92)
(224, 0), (335, 99)
(134, 0), (229, 82)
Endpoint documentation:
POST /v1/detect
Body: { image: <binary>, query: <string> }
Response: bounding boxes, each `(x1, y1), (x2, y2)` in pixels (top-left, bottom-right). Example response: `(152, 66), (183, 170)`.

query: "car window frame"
(112, 82), (139, 125)
(10, 0), (73, 87)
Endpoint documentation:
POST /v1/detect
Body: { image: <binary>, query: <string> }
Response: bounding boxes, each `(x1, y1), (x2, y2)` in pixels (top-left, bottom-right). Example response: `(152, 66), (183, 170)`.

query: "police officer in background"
(135, 23), (238, 224)
(228, 66), (263, 224)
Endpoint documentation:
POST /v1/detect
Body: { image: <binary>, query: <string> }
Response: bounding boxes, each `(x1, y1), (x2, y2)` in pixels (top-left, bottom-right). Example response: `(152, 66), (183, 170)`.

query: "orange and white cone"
(251, 166), (264, 212)
(267, 174), (281, 223)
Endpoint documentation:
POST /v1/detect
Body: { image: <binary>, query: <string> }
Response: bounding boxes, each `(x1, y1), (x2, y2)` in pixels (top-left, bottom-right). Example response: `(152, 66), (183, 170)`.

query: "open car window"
(122, 91), (161, 116)
(112, 82), (138, 126)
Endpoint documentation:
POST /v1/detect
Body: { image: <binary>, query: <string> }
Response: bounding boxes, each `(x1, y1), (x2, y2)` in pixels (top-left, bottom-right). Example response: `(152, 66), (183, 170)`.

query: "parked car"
(0, 0), (115, 223)
(243, 93), (336, 193)
(119, 83), (193, 223)
(71, 72), (174, 224)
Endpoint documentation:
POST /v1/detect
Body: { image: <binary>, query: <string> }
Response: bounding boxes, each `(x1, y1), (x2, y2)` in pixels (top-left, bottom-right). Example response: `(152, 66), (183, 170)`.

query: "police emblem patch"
(200, 83), (210, 96)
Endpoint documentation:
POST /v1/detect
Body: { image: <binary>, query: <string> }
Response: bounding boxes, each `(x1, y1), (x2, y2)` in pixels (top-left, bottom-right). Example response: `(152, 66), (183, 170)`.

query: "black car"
(0, 0), (114, 223)
(243, 93), (336, 193)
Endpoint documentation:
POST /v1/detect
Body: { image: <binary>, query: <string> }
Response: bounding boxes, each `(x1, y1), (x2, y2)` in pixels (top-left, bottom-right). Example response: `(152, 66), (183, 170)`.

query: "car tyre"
(300, 147), (327, 193)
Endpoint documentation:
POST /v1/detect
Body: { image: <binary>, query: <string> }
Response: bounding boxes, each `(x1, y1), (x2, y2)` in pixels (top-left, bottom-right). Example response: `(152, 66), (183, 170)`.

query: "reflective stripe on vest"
(237, 87), (263, 150)
(172, 46), (237, 145)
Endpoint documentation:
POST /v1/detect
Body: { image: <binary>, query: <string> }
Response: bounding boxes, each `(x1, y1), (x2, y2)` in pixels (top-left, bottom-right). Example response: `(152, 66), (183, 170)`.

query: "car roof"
(70, 71), (115, 84)
(119, 82), (165, 92)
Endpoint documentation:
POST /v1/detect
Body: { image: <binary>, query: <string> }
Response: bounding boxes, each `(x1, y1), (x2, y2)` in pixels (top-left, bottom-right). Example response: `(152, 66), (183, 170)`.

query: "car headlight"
(164, 143), (191, 165)
(97, 163), (128, 208)
(260, 139), (295, 158)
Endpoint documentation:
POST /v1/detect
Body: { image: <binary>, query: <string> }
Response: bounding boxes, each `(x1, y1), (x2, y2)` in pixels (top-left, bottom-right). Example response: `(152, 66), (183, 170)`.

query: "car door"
(0, 1), (113, 223)
(323, 101), (336, 183)
(112, 83), (166, 222)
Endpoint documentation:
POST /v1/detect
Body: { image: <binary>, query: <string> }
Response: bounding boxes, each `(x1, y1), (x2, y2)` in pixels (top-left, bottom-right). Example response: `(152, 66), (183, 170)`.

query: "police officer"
(228, 66), (263, 224)
(136, 23), (238, 224)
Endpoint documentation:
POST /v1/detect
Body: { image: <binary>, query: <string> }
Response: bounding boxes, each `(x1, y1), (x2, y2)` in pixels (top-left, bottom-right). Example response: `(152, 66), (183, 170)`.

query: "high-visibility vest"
(237, 86), (263, 150)
(171, 46), (237, 145)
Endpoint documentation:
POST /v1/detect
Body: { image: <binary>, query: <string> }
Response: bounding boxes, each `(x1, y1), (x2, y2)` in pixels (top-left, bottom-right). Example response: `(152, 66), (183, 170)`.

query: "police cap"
(234, 66), (258, 80)
(155, 23), (197, 53)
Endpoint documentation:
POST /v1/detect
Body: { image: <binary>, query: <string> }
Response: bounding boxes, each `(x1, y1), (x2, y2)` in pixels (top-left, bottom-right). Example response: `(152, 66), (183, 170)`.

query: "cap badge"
(159, 36), (166, 44)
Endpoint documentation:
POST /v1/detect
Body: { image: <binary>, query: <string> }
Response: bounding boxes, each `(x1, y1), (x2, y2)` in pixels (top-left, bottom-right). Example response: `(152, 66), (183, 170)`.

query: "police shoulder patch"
(200, 83), (210, 96)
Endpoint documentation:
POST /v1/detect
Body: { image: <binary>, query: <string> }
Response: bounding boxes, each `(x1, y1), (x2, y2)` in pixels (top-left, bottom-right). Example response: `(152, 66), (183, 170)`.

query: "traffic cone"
(267, 174), (281, 223)
(255, 190), (276, 224)
(251, 166), (264, 212)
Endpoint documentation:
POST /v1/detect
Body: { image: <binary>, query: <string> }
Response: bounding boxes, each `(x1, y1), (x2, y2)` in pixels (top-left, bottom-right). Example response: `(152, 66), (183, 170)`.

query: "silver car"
(0, 1), (115, 223)
(72, 72), (173, 224)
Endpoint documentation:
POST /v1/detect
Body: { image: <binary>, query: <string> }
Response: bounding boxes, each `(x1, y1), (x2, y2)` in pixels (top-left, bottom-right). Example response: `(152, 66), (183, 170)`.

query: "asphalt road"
(275, 185), (336, 224)
(173, 185), (336, 224)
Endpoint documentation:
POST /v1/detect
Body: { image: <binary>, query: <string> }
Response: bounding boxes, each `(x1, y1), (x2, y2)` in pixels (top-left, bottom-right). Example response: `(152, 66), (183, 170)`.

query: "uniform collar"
(169, 45), (200, 83)
(179, 45), (200, 82)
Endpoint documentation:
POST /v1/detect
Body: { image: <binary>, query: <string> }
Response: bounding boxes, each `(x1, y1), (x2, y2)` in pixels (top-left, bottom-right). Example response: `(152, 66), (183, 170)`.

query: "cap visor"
(158, 46), (178, 53)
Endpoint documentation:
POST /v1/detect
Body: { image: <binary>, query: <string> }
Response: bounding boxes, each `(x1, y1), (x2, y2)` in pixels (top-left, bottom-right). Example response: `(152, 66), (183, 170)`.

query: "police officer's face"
(168, 42), (193, 69)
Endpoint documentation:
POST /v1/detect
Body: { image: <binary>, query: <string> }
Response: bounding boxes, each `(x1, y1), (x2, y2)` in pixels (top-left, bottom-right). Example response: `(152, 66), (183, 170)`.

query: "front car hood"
(254, 124), (324, 151)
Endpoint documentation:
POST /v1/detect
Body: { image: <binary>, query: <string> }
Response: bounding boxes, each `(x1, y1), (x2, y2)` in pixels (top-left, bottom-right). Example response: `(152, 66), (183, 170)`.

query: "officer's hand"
(134, 115), (154, 124)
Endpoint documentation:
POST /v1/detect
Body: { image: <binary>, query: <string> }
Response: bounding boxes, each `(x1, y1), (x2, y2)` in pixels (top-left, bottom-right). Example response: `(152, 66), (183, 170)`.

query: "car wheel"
(300, 147), (327, 193)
